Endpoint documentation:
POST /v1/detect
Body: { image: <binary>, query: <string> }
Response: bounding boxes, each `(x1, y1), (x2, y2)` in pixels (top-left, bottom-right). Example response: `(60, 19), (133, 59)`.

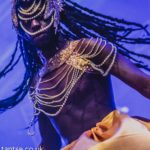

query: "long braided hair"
(0, 0), (150, 113)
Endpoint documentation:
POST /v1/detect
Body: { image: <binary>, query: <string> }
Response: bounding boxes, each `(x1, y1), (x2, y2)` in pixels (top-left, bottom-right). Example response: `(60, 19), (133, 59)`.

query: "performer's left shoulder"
(70, 37), (116, 55)
(83, 37), (116, 49)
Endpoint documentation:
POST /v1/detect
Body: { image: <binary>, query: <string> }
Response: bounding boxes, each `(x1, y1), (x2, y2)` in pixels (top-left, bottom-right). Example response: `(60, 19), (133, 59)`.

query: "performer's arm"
(111, 52), (150, 99)
(82, 38), (150, 99)
(38, 113), (62, 150)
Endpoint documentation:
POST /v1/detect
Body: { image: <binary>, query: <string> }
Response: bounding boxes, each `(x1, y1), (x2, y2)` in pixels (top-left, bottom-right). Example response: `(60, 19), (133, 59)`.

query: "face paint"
(15, 0), (64, 36)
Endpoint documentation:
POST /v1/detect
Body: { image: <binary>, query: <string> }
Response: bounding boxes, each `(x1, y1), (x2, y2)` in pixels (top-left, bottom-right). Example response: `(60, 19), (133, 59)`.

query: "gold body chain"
(29, 38), (117, 117)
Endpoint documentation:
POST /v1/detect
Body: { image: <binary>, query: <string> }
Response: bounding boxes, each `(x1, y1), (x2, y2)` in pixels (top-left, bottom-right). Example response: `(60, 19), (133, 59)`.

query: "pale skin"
(20, 8), (150, 150)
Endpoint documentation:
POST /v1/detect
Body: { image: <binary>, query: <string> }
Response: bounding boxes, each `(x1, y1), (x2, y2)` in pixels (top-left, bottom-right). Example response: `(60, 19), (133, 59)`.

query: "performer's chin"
(32, 32), (52, 48)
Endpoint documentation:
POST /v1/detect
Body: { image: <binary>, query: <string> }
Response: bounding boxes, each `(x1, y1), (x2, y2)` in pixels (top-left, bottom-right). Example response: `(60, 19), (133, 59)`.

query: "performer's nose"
(30, 19), (40, 32)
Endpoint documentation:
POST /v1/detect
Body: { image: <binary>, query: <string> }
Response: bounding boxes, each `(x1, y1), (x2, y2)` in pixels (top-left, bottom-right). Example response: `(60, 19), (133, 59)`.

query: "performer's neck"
(38, 35), (67, 61)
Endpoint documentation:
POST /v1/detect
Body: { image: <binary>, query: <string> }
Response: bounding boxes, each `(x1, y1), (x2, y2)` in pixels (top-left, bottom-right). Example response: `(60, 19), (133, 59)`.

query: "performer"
(0, 0), (150, 149)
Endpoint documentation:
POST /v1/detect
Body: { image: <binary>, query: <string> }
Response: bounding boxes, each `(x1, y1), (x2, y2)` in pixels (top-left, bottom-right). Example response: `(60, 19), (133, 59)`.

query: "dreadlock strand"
(0, 71), (30, 112)
(4, 54), (22, 76)
(60, 25), (78, 40)
(0, 40), (19, 78)
(66, 0), (149, 33)
(63, 1), (150, 71)
(65, 3), (128, 32)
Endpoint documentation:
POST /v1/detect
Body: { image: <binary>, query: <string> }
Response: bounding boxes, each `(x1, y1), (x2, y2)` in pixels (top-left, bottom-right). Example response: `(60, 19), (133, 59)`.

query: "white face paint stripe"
(19, 0), (36, 13)
(18, 1), (46, 21)
(18, 0), (42, 16)
(17, 0), (64, 34)
(19, 16), (54, 36)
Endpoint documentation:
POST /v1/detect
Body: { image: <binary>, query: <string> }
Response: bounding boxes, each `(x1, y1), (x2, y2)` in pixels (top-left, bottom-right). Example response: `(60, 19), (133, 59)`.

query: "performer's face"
(21, 17), (55, 48)
(17, 0), (56, 48)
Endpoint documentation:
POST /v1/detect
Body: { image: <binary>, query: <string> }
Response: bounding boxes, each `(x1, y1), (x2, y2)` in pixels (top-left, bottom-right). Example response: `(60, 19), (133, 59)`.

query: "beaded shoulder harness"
(29, 37), (117, 117)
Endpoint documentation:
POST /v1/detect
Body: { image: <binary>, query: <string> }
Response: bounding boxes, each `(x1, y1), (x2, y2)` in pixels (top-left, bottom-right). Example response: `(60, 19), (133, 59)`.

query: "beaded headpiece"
(12, 0), (64, 35)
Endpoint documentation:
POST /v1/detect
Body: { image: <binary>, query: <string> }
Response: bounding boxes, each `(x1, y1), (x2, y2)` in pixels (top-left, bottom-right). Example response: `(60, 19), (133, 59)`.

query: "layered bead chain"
(32, 68), (85, 116)
(29, 38), (117, 117)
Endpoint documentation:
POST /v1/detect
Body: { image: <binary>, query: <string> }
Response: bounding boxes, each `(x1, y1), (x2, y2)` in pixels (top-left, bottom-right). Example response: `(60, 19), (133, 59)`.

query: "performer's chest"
(31, 64), (114, 142)
(37, 64), (101, 104)
(35, 63), (111, 115)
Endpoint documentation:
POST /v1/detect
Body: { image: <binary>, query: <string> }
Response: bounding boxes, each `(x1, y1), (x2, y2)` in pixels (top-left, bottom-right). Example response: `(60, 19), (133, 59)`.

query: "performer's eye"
(21, 20), (31, 29)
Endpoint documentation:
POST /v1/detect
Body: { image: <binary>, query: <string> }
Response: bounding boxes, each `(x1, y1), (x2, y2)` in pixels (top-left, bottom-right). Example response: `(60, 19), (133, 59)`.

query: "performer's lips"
(33, 32), (48, 40)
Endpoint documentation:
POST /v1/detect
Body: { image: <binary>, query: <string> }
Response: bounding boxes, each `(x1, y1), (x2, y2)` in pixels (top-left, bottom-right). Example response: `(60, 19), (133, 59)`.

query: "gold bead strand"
(53, 69), (84, 116)
(35, 67), (76, 105)
(103, 46), (117, 76)
(83, 38), (103, 58)
(38, 66), (72, 91)
(18, 0), (42, 16)
(18, 1), (46, 21)
(81, 38), (99, 57)
(19, 0), (36, 13)
(19, 16), (54, 36)
(34, 68), (77, 107)
(35, 67), (75, 100)
(83, 38), (106, 59)
(33, 68), (84, 116)
(51, 69), (84, 116)
(94, 42), (115, 67)
(78, 37), (93, 55)
(39, 64), (68, 84)
(72, 38), (86, 54)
